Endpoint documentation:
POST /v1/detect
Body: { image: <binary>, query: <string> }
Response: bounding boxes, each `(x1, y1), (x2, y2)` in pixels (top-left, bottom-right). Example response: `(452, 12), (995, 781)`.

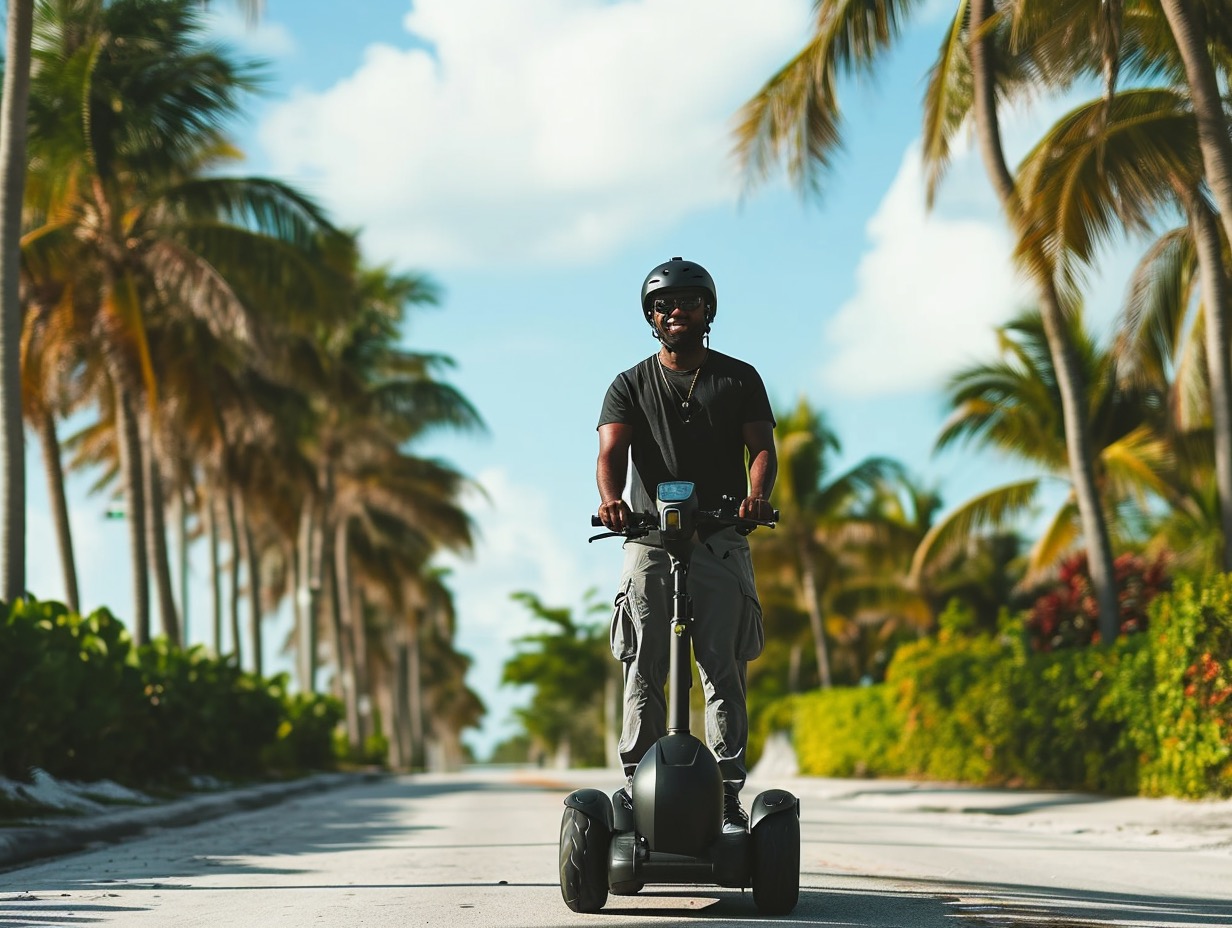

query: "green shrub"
(135, 641), (286, 779)
(1002, 641), (1148, 794)
(1139, 576), (1232, 797)
(886, 630), (1015, 784)
(759, 574), (1232, 798)
(0, 601), (146, 781)
(261, 685), (344, 772)
(0, 598), (343, 784)
(791, 685), (903, 778)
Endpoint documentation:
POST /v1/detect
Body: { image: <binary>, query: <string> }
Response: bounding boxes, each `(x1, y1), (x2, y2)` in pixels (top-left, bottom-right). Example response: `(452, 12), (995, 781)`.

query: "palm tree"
(914, 308), (1174, 599)
(1152, 0), (1232, 267)
(1013, 87), (1232, 570)
(291, 264), (482, 749)
(0, 0), (266, 602)
(734, 0), (1122, 642)
(21, 0), (343, 638)
(19, 273), (92, 612)
(0, 0), (35, 602)
(756, 398), (903, 688)
(502, 591), (612, 768)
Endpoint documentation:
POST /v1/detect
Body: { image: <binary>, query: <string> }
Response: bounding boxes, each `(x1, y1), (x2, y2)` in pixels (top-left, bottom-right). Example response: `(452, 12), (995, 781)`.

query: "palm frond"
(922, 0), (972, 206)
(1100, 424), (1174, 504)
(910, 478), (1040, 583)
(1021, 497), (1080, 586)
(734, 0), (922, 197)
(1114, 224), (1197, 390)
(1015, 88), (1199, 293)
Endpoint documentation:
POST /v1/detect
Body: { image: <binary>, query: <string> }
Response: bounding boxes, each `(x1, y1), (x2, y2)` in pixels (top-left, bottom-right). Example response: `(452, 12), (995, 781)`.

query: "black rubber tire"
(559, 806), (610, 913)
(751, 809), (800, 916)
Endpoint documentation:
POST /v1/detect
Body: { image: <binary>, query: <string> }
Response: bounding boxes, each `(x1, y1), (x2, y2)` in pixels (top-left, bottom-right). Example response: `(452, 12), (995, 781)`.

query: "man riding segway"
(596, 256), (777, 830)
(559, 258), (798, 916)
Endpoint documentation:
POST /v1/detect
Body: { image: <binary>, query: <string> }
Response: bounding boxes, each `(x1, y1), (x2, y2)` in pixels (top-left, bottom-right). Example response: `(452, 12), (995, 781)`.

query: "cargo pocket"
(705, 529), (765, 661)
(610, 579), (637, 662)
(735, 588), (764, 661)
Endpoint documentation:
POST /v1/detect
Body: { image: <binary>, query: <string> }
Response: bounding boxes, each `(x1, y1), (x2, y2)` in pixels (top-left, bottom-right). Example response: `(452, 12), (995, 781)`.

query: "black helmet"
(640, 257), (717, 323)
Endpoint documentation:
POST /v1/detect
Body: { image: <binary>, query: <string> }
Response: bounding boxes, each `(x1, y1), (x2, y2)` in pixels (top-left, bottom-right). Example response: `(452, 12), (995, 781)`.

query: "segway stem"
(667, 552), (692, 735)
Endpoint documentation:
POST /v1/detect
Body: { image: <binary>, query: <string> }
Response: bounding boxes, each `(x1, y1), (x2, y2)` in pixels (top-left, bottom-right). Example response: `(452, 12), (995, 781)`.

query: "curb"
(0, 771), (374, 870)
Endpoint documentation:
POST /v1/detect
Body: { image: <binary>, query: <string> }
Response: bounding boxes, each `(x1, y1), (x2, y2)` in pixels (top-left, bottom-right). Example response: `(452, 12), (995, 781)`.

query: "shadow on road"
(1, 774), (1228, 928)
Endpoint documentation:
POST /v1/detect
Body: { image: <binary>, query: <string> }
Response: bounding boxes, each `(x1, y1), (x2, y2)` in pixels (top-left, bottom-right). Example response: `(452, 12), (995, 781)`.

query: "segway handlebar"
(588, 500), (778, 543)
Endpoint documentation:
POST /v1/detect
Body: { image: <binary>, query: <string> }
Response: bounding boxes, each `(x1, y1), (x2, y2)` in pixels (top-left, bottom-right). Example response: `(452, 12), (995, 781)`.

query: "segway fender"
(749, 788), (799, 830)
(563, 788), (614, 831)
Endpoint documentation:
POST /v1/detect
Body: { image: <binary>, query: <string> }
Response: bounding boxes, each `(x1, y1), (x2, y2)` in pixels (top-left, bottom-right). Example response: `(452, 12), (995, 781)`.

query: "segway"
(559, 480), (800, 915)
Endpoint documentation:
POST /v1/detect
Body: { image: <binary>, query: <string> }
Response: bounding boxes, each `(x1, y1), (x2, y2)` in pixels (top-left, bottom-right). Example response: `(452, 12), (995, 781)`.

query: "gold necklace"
(657, 352), (705, 420)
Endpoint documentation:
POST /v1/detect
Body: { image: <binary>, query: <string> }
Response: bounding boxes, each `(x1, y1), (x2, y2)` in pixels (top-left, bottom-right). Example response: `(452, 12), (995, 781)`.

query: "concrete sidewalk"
(4, 766), (1231, 874)
(783, 775), (1232, 856)
(0, 771), (369, 870)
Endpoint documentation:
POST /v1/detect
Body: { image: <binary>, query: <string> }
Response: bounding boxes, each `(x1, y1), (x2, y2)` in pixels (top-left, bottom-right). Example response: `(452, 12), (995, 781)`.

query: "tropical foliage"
(787, 574), (1232, 798)
(499, 591), (618, 769)
(4, 0), (1232, 794)
(0, 597), (341, 783)
(1, 0), (484, 775)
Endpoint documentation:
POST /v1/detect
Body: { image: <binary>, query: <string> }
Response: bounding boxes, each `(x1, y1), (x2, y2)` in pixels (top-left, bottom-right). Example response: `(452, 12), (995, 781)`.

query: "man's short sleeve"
(598, 373), (634, 429)
(742, 366), (775, 427)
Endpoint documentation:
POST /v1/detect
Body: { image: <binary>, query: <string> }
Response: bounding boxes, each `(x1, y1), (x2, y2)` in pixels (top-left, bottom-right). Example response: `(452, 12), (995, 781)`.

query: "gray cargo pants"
(609, 527), (765, 787)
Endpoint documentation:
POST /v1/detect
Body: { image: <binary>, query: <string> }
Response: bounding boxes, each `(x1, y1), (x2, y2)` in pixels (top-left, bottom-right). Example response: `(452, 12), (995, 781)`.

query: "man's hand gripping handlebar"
(589, 498), (779, 543)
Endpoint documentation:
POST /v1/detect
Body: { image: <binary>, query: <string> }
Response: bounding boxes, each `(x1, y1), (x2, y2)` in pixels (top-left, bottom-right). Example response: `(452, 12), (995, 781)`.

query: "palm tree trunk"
(324, 513), (360, 752)
(175, 484), (189, 643)
(298, 501), (320, 692)
(798, 540), (832, 688)
(207, 491), (222, 654)
(394, 633), (412, 768)
(0, 0), (32, 604)
(335, 517), (368, 747)
(289, 534), (306, 688)
(141, 409), (181, 646)
(224, 484), (242, 665)
(969, 0), (1120, 642)
(1153, 6), (1232, 568)
(1159, 0), (1232, 254)
(237, 489), (263, 676)
(409, 615), (425, 769)
(37, 409), (78, 613)
(1189, 195), (1232, 570)
(113, 380), (150, 643)
(788, 641), (802, 694)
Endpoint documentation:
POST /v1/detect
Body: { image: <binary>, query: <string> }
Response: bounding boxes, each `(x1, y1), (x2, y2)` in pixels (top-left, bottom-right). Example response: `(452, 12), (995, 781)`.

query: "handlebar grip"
(591, 515), (603, 527)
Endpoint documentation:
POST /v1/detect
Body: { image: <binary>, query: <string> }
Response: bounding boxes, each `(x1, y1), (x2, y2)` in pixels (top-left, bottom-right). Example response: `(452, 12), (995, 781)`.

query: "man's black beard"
(656, 326), (706, 353)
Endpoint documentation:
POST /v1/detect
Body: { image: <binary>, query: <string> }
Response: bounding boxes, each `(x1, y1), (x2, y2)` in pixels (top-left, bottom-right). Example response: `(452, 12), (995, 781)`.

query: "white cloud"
(819, 145), (1032, 397)
(204, 7), (296, 58)
(441, 467), (614, 753)
(257, 0), (807, 268)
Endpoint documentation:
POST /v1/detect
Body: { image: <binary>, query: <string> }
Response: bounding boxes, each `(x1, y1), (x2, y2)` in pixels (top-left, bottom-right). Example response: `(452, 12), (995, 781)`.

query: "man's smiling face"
(650, 289), (709, 348)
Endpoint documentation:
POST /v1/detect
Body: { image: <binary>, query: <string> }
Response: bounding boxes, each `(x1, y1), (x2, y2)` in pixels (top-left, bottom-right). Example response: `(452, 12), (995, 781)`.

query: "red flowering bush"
(1184, 652), (1232, 710)
(1027, 552), (1170, 651)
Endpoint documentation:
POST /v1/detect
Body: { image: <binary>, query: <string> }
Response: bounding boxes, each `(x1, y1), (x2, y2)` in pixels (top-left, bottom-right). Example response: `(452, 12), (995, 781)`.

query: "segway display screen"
(657, 481), (695, 503)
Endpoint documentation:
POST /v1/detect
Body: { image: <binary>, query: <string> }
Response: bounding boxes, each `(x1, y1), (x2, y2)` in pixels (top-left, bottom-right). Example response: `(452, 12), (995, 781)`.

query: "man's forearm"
(597, 454), (627, 503)
(748, 448), (776, 500)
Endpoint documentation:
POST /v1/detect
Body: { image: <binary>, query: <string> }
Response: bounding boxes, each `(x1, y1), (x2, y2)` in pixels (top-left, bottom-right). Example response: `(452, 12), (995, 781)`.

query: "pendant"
(681, 401), (689, 410)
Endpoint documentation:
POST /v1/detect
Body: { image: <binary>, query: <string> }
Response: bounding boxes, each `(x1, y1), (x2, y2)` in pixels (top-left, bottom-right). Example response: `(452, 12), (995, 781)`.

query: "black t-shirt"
(597, 349), (775, 515)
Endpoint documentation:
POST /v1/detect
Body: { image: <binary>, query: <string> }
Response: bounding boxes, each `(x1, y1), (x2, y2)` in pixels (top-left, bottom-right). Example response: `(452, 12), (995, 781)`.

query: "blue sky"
(25, 0), (1146, 756)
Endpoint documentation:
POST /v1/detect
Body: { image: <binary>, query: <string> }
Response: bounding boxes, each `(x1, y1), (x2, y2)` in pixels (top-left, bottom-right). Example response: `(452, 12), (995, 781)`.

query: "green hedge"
(779, 576), (1232, 798)
(0, 598), (343, 784)
(790, 685), (902, 778)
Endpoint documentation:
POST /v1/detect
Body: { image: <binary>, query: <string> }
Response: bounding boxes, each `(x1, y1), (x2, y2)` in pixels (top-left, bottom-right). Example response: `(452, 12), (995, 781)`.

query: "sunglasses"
(652, 294), (707, 315)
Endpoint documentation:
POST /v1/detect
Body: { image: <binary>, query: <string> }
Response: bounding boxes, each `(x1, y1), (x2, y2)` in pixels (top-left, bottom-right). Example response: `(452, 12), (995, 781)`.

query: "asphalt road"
(2, 767), (1230, 927)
